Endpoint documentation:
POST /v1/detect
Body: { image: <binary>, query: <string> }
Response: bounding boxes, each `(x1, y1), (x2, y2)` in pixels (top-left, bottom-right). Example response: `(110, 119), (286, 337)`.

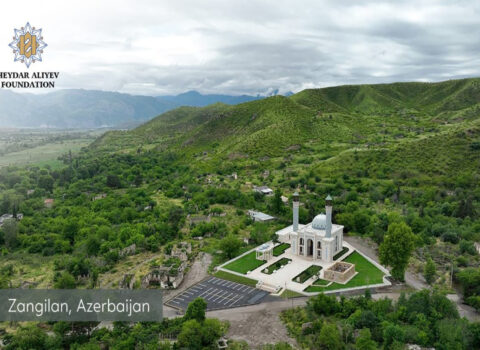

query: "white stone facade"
(276, 194), (343, 263)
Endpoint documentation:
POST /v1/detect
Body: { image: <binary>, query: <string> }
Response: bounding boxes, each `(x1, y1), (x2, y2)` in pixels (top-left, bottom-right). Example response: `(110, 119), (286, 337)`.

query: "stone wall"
(324, 261), (355, 284)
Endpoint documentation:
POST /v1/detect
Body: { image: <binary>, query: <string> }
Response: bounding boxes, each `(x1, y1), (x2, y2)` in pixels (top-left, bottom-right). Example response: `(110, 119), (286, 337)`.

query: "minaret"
(325, 194), (332, 238)
(292, 191), (299, 232)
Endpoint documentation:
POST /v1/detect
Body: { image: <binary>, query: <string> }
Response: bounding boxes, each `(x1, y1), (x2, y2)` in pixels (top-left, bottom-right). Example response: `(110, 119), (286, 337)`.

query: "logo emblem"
(9, 22), (47, 68)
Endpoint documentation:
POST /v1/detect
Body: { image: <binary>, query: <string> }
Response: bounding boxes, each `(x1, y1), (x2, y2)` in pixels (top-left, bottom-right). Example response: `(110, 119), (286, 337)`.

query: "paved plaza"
(246, 243), (354, 293)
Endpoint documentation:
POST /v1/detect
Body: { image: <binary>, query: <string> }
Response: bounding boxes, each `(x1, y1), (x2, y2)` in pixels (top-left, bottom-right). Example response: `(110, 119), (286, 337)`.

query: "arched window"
(300, 238), (304, 245)
(317, 241), (321, 249)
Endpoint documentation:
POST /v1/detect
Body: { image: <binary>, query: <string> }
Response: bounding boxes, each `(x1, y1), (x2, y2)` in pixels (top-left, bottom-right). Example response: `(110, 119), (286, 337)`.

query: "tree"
(177, 319), (203, 350)
(184, 297), (207, 322)
(435, 319), (469, 350)
(106, 174), (121, 188)
(457, 268), (480, 299)
(54, 272), (76, 289)
(4, 324), (59, 350)
(201, 318), (224, 347)
(134, 174), (143, 187)
(382, 323), (405, 348)
(355, 328), (377, 350)
(167, 205), (184, 231)
(38, 175), (54, 192)
(455, 197), (476, 218)
(459, 240), (477, 255)
(177, 317), (223, 350)
(379, 222), (415, 281)
(86, 236), (101, 256)
(250, 223), (270, 244)
(71, 343), (101, 350)
(424, 256), (436, 285)
(2, 219), (18, 248)
(63, 219), (79, 244)
(219, 234), (242, 259)
(271, 189), (284, 214)
(317, 322), (343, 350)
(309, 293), (340, 316)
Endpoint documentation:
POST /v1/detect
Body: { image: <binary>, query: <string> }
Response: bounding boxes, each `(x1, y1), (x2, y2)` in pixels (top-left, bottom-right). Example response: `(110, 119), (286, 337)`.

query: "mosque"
(276, 193), (344, 263)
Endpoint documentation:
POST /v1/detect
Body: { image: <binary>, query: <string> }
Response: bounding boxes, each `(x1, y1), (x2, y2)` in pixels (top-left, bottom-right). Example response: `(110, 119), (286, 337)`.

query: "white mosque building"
(276, 193), (344, 263)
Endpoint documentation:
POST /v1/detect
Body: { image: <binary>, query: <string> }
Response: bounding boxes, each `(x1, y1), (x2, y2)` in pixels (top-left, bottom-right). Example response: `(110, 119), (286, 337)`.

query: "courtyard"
(217, 241), (390, 295)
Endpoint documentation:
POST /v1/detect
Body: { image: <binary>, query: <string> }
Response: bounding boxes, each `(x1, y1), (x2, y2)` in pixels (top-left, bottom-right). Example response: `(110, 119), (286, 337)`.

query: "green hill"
(91, 77), (480, 174)
(291, 78), (480, 115)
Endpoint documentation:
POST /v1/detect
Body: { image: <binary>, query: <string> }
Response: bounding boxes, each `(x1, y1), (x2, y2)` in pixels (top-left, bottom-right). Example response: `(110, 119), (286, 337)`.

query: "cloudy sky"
(1, 0), (480, 96)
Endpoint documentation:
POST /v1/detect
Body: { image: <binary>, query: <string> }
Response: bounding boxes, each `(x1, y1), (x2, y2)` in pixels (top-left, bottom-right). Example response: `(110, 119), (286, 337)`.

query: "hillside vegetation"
(2, 77), (480, 349)
(94, 77), (480, 164)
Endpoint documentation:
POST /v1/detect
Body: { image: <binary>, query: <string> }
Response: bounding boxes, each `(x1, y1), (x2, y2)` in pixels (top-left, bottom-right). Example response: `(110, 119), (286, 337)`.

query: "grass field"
(280, 289), (304, 298)
(273, 243), (290, 256)
(0, 253), (60, 288)
(293, 265), (322, 283)
(214, 270), (258, 287)
(262, 257), (291, 274)
(0, 128), (102, 168)
(312, 278), (331, 287)
(304, 252), (385, 292)
(223, 251), (266, 274)
(0, 139), (93, 168)
(333, 246), (350, 260)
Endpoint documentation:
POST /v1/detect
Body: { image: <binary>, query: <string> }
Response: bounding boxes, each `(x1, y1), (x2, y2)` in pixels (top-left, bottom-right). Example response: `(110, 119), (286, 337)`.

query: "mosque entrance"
(307, 239), (313, 257)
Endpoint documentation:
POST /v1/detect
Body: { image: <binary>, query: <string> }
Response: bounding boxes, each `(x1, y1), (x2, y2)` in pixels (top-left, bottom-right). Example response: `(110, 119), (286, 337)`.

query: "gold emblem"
(9, 22), (47, 68)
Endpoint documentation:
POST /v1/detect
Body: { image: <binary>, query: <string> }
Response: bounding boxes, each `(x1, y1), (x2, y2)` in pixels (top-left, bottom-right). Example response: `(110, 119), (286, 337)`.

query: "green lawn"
(312, 278), (331, 287)
(273, 243), (291, 256)
(333, 246), (349, 260)
(223, 251), (266, 274)
(0, 138), (94, 168)
(304, 251), (385, 292)
(213, 270), (258, 287)
(293, 265), (322, 283)
(280, 289), (304, 298)
(262, 258), (291, 274)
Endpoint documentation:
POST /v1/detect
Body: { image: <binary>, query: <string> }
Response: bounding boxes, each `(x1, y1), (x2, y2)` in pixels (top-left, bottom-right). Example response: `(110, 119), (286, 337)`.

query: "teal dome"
(312, 214), (327, 230)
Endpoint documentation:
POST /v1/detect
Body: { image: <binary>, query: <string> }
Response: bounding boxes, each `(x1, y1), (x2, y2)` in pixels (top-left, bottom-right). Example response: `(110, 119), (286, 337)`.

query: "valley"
(0, 128), (101, 168)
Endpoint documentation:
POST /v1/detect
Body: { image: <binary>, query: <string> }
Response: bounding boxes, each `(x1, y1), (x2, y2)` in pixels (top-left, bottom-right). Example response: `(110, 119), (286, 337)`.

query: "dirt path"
(164, 252), (212, 300)
(208, 298), (306, 349)
(163, 252), (212, 318)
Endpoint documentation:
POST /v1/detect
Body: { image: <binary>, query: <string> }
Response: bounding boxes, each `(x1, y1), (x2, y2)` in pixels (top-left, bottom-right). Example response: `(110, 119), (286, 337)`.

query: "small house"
(247, 210), (275, 223)
(253, 186), (274, 196)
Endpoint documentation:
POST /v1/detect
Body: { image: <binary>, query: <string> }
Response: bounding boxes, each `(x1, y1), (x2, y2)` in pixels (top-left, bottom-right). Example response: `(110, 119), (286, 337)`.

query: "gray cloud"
(3, 0), (480, 95)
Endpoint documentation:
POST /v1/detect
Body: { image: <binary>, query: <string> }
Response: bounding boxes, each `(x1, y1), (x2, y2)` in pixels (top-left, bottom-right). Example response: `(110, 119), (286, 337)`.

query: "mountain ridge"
(91, 77), (480, 163)
(0, 89), (265, 129)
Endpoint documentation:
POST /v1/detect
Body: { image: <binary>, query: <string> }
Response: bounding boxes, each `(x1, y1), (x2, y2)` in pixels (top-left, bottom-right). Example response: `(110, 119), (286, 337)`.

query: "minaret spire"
(292, 191), (299, 232)
(325, 195), (332, 238)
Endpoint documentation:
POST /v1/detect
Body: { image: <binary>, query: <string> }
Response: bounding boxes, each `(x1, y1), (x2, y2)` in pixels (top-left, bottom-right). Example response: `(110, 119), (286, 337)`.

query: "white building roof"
(254, 186), (273, 194)
(248, 210), (275, 221)
(256, 243), (273, 252)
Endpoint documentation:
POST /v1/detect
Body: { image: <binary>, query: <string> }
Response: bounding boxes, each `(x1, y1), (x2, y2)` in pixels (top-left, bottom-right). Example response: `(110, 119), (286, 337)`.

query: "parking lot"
(166, 277), (271, 311)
